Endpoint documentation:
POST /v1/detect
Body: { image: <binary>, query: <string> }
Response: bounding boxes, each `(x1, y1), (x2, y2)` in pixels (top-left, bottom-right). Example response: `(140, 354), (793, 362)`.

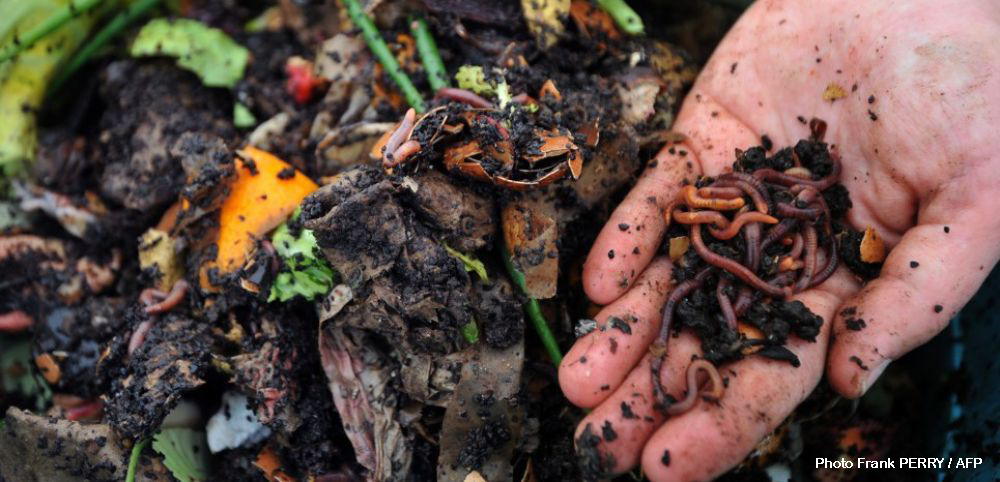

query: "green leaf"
(455, 65), (493, 96)
(130, 18), (249, 88)
(267, 214), (336, 302)
(443, 244), (488, 283)
(151, 428), (211, 482)
(233, 102), (256, 128)
(460, 319), (479, 344)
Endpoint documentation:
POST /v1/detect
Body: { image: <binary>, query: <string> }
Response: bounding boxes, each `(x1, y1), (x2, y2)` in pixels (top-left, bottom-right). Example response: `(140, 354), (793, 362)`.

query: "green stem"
(0, 0), (105, 64)
(49, 0), (162, 94)
(596, 0), (645, 36)
(502, 245), (563, 366)
(125, 437), (149, 482)
(341, 0), (425, 113)
(409, 17), (448, 92)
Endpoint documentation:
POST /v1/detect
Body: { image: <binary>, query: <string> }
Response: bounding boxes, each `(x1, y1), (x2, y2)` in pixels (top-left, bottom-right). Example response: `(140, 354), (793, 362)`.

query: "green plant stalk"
(596, 0), (645, 35)
(409, 17), (448, 92)
(125, 437), (149, 482)
(502, 245), (563, 366)
(0, 0), (104, 63)
(49, 0), (162, 94)
(341, 0), (425, 112)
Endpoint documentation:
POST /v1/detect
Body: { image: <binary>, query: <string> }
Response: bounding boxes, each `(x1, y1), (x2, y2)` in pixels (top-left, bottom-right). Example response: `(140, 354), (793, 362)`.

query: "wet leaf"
(268, 211), (336, 302)
(131, 18), (249, 88)
(233, 102), (257, 128)
(460, 319), (480, 344)
(455, 65), (493, 96)
(444, 244), (489, 283)
(521, 0), (569, 49)
(152, 428), (211, 482)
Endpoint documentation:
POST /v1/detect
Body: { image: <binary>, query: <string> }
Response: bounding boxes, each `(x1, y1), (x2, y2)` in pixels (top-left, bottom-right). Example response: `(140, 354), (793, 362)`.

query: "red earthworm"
(733, 286), (753, 316)
(144, 280), (189, 315)
(768, 271), (798, 288)
(661, 199), (682, 229)
(138, 288), (166, 306)
(665, 359), (724, 416)
(651, 267), (713, 412)
(128, 320), (153, 355)
(795, 226), (818, 292)
(0, 310), (33, 332)
(691, 225), (789, 298)
(717, 278), (738, 331)
(261, 239), (280, 273)
(809, 240), (840, 289)
(744, 222), (761, 271)
(382, 108), (416, 163)
(681, 185), (745, 211)
(66, 399), (103, 421)
(776, 202), (821, 220)
(716, 172), (772, 214)
(436, 87), (493, 108)
(754, 154), (841, 190)
(697, 186), (744, 200)
(760, 219), (798, 251)
(789, 233), (804, 259)
(708, 212), (779, 240)
(384, 139), (422, 168)
(673, 210), (729, 229)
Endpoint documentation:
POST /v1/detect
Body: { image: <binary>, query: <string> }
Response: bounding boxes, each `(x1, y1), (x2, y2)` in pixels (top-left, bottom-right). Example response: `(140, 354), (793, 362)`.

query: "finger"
(572, 334), (703, 474)
(560, 258), (672, 408)
(639, 280), (851, 481)
(827, 219), (1000, 397)
(582, 93), (760, 305)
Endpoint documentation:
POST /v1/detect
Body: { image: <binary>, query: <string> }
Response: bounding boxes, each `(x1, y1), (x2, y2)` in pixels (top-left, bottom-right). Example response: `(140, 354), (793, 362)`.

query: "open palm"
(559, 0), (1000, 479)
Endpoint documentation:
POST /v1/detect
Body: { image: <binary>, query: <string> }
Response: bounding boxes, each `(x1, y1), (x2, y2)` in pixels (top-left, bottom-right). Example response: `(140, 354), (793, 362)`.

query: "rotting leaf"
(521, 0), (570, 50)
(131, 18), (249, 88)
(139, 228), (183, 292)
(268, 210), (336, 302)
(455, 65), (493, 97)
(669, 236), (690, 262)
(859, 226), (886, 263)
(445, 244), (489, 283)
(460, 319), (480, 344)
(152, 428), (212, 482)
(502, 202), (559, 299)
(0, 336), (52, 412)
(822, 83), (847, 102)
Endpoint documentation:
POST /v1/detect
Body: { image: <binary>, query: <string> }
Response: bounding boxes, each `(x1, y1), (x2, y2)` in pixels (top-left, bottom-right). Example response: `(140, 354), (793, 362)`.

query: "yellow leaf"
(521, 0), (569, 49)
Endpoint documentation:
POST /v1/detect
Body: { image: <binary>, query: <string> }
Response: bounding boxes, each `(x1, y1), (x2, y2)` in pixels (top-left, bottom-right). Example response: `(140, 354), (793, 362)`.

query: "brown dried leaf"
(569, 0), (620, 41)
(860, 226), (886, 263)
(502, 202), (558, 299)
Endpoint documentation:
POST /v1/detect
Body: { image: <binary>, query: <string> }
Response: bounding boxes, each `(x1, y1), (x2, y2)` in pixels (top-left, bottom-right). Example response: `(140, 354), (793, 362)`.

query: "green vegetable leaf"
(233, 102), (256, 128)
(268, 212), (336, 302)
(460, 319), (479, 344)
(0, 335), (52, 412)
(130, 18), (248, 88)
(151, 428), (211, 482)
(455, 65), (493, 96)
(444, 244), (488, 283)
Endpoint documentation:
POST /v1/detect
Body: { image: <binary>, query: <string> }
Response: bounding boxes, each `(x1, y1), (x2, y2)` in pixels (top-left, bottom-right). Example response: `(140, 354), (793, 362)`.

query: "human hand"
(559, 0), (1000, 479)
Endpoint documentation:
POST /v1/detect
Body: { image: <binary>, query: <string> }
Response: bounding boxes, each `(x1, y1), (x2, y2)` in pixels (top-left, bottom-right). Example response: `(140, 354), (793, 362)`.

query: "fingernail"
(859, 360), (890, 395)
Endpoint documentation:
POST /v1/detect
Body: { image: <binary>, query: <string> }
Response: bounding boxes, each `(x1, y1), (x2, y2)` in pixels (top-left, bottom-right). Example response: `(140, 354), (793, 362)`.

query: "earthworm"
(789, 233), (804, 259)
(733, 286), (753, 315)
(717, 278), (738, 331)
(128, 320), (153, 355)
(744, 222), (761, 271)
(382, 108), (416, 163)
(144, 280), (189, 315)
(436, 87), (493, 108)
(698, 186), (744, 200)
(691, 225), (789, 298)
(673, 210), (729, 229)
(651, 267), (713, 412)
(776, 202), (821, 220)
(760, 219), (798, 252)
(707, 212), (779, 240)
(768, 271), (798, 288)
(715, 172), (772, 214)
(754, 154), (841, 190)
(795, 226), (818, 292)
(665, 359), (725, 416)
(66, 399), (104, 421)
(0, 310), (33, 332)
(139, 288), (167, 306)
(681, 185), (745, 211)
(384, 139), (422, 168)
(808, 238), (840, 288)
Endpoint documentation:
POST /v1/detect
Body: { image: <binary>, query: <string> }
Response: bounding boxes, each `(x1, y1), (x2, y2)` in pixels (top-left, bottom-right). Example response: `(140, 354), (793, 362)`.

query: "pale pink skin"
(560, 0), (1000, 479)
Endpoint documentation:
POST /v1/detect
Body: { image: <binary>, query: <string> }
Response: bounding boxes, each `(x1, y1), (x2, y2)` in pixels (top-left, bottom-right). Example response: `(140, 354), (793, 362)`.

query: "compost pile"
(0, 1), (704, 481)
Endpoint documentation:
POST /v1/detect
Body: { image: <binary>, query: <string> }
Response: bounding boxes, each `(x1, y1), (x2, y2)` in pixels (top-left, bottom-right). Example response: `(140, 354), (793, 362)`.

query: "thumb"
(827, 205), (1000, 397)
